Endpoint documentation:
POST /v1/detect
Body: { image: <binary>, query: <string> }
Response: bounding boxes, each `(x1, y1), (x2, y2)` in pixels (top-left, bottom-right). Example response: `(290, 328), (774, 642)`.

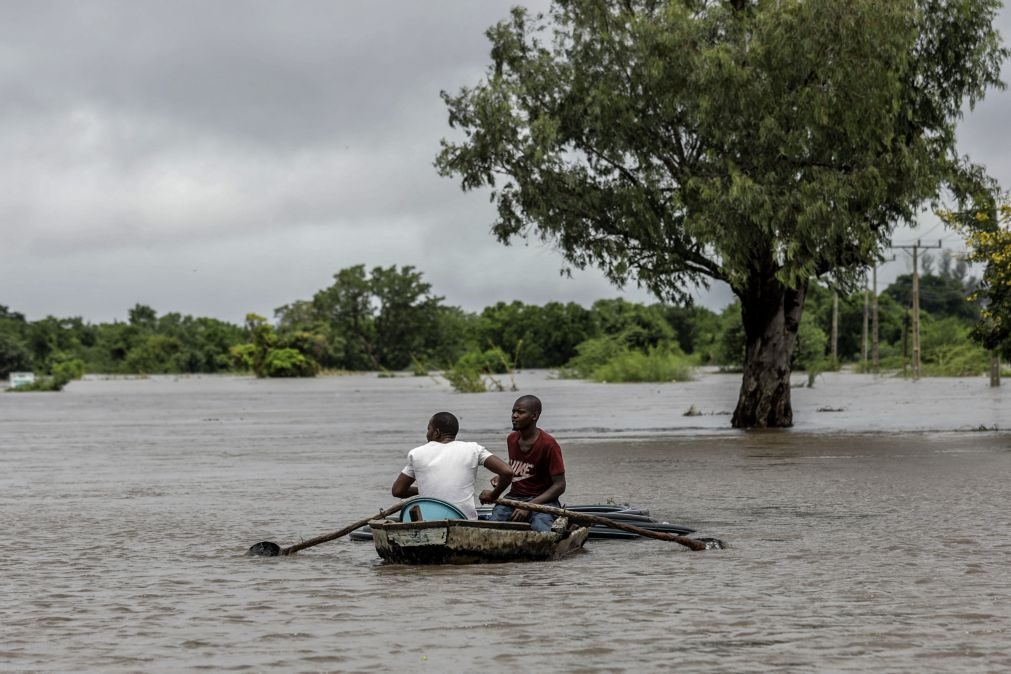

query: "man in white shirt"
(392, 411), (513, 519)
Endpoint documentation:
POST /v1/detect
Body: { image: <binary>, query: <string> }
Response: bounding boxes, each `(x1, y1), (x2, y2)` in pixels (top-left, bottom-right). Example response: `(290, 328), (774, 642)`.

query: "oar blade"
(248, 541), (282, 557)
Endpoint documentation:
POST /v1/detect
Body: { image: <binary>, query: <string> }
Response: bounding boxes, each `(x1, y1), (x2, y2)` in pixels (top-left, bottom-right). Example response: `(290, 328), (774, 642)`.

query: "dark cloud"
(0, 0), (1007, 323)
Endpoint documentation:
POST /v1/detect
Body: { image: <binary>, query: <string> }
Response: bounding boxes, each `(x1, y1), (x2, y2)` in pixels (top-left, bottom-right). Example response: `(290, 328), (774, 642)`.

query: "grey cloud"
(0, 0), (1007, 323)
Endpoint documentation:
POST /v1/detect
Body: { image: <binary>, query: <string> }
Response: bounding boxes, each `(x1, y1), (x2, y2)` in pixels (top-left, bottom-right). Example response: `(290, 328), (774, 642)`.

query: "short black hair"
(514, 395), (542, 415)
(429, 411), (459, 437)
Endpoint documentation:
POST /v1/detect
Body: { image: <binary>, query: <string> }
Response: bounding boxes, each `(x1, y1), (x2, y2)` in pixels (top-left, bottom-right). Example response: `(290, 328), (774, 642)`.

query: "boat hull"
(370, 519), (589, 564)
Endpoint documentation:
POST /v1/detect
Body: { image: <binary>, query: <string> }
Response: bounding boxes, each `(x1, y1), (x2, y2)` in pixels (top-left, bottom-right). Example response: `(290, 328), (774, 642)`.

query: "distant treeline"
(0, 256), (992, 386)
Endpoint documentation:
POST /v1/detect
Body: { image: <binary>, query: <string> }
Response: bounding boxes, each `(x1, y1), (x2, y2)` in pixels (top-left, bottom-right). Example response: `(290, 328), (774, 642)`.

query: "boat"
(370, 518), (589, 564)
(349, 503), (695, 541)
(366, 496), (589, 564)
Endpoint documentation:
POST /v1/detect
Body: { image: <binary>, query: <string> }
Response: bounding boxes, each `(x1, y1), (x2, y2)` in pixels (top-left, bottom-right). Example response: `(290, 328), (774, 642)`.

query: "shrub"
(443, 364), (488, 392)
(793, 313), (830, 386)
(442, 346), (515, 392)
(230, 343), (256, 371)
(558, 335), (628, 379)
(263, 348), (318, 377)
(920, 342), (991, 376)
(589, 347), (695, 383)
(52, 358), (85, 382)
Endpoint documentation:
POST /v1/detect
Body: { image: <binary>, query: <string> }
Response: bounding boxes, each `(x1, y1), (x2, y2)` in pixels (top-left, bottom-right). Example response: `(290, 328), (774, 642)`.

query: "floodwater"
(2, 370), (1010, 673)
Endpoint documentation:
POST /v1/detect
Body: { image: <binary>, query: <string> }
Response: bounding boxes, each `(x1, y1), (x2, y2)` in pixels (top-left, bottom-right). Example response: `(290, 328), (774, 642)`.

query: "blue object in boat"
(400, 497), (467, 522)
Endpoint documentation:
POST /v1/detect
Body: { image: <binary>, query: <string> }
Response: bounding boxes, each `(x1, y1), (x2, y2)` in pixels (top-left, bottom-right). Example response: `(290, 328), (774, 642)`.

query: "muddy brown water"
(2, 371), (1010, 672)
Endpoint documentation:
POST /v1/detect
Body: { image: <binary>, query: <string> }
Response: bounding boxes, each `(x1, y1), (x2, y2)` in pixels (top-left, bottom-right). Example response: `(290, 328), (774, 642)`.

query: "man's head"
(511, 395), (541, 432)
(427, 411), (459, 442)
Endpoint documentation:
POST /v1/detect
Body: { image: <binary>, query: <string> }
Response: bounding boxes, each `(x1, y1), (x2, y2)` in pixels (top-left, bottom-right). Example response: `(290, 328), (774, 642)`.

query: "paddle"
(496, 498), (723, 551)
(248, 501), (408, 557)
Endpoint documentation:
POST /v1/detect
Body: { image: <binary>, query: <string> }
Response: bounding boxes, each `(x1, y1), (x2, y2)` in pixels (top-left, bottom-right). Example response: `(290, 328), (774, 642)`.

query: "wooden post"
(912, 243), (920, 381)
(872, 265), (879, 373)
(831, 291), (839, 366)
(992, 353), (1002, 387)
(862, 272), (869, 370)
(889, 240), (939, 382)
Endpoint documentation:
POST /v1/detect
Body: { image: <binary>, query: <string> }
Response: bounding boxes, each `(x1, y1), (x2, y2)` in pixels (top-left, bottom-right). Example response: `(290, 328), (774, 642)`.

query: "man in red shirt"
(480, 395), (566, 532)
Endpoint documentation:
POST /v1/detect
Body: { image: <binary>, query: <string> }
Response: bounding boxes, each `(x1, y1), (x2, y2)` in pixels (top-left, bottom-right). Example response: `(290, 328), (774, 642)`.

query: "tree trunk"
(732, 277), (807, 428)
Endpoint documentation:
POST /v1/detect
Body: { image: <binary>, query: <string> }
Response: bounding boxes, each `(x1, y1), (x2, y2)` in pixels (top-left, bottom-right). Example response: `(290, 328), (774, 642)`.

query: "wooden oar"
(248, 501), (408, 557)
(496, 498), (721, 551)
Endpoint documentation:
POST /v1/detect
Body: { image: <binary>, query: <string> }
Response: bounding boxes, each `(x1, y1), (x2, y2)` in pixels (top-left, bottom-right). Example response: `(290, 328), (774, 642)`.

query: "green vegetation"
(588, 348), (694, 384)
(0, 254), (1004, 389)
(435, 0), (1006, 427)
(942, 203), (1011, 360)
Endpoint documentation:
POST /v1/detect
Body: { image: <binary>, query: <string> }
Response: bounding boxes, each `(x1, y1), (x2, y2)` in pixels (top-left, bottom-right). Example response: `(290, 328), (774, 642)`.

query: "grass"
(589, 348), (695, 383)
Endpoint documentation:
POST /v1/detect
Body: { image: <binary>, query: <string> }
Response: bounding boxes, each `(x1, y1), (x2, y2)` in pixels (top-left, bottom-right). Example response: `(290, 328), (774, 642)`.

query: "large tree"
(436, 0), (1005, 427)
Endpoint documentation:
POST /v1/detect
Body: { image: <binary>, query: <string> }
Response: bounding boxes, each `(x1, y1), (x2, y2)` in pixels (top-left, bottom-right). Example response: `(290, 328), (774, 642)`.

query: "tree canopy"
(436, 0), (1006, 426)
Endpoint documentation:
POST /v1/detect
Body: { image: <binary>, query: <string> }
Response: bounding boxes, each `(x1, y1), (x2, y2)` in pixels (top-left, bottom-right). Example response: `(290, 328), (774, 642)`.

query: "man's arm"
(504, 473), (566, 523)
(478, 455), (514, 504)
(391, 472), (418, 498)
(530, 473), (565, 504)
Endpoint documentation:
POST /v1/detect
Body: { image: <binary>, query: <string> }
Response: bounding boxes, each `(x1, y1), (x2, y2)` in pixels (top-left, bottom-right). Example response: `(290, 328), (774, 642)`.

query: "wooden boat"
(370, 518), (589, 564)
(349, 504), (694, 541)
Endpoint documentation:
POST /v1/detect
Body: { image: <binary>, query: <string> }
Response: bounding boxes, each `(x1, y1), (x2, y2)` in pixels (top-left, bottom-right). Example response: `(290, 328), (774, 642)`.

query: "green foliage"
(263, 348), (318, 378)
(793, 313), (830, 386)
(230, 343), (255, 371)
(442, 345), (516, 393)
(946, 203), (1011, 359)
(561, 332), (693, 383)
(589, 347), (695, 384)
(240, 314), (321, 378)
(661, 305), (722, 358)
(443, 363), (488, 393)
(124, 335), (183, 374)
(0, 332), (31, 379)
(884, 273), (979, 322)
(10, 357), (83, 392)
(436, 0), (1006, 425)
(559, 335), (628, 380)
(478, 300), (592, 367)
(51, 358), (85, 382)
(298, 264), (453, 371)
(918, 315), (991, 376)
(712, 304), (746, 371)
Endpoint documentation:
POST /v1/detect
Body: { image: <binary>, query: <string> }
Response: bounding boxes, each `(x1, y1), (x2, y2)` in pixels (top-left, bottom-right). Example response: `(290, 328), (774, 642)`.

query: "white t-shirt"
(401, 440), (494, 519)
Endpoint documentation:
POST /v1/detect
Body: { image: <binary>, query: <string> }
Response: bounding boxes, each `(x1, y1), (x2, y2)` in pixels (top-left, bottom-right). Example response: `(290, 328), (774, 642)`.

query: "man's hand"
(509, 507), (529, 523)
(489, 476), (499, 488)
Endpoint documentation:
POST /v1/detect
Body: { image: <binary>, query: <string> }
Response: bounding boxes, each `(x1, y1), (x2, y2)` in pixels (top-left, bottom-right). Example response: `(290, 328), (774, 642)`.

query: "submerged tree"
(436, 0), (1005, 427)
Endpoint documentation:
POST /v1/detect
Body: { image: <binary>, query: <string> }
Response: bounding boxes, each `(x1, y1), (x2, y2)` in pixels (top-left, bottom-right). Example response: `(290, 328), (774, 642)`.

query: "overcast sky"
(2, 1), (1009, 324)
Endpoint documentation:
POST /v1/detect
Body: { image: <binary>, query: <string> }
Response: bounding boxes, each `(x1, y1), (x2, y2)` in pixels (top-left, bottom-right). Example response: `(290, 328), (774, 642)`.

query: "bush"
(558, 335), (630, 379)
(561, 335), (695, 383)
(921, 342), (991, 376)
(590, 347), (695, 383)
(443, 364), (488, 392)
(263, 348), (318, 377)
(230, 343), (256, 371)
(711, 304), (745, 370)
(455, 346), (512, 374)
(793, 313), (830, 386)
(52, 358), (85, 382)
(442, 346), (515, 392)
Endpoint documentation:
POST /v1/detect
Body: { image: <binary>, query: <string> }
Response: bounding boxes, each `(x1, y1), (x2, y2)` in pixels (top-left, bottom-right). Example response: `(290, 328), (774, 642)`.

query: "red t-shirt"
(505, 429), (565, 498)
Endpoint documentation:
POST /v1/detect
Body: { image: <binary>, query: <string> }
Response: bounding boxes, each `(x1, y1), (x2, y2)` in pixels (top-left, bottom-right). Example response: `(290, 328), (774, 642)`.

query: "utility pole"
(889, 239), (942, 381)
(862, 272), (869, 370)
(872, 265), (879, 372)
(831, 290), (839, 365)
(912, 244), (919, 380)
